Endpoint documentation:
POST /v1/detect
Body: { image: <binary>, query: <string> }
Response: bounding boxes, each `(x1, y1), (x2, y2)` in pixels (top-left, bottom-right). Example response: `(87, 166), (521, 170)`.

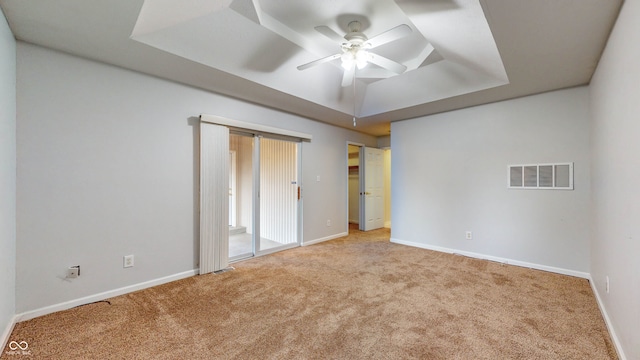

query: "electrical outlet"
(66, 265), (80, 278)
(465, 231), (473, 240)
(123, 255), (134, 268)
(606, 276), (609, 294)
(326, 219), (331, 227)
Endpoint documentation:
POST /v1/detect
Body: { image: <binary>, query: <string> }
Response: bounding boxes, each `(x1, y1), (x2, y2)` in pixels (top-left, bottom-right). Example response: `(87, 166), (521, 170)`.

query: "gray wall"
(16, 43), (376, 313)
(0, 7), (16, 344)
(590, 0), (640, 358)
(391, 87), (591, 273)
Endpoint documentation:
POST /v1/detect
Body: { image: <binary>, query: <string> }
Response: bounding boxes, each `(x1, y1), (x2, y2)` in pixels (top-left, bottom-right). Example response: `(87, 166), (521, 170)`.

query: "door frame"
(228, 134), (303, 262)
(254, 138), (303, 258)
(346, 142), (387, 233)
(229, 150), (237, 227)
(346, 142), (365, 233)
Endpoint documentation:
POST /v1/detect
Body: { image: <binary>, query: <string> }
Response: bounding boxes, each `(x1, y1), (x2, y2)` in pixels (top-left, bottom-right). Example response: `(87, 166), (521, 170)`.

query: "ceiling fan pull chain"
(353, 68), (357, 127)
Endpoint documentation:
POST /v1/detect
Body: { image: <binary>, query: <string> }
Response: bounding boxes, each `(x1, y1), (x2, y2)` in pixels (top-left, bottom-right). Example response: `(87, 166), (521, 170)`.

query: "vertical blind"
(200, 122), (229, 274)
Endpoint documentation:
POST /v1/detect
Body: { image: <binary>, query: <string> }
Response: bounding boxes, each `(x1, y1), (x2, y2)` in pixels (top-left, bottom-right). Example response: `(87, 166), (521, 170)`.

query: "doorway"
(347, 144), (390, 233)
(348, 144), (361, 229)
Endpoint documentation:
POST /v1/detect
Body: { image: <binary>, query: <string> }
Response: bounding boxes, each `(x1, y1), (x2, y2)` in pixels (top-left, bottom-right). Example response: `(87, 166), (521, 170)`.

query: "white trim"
(1, 315), (18, 354)
(15, 270), (198, 322)
(302, 232), (348, 246)
(588, 275), (627, 360)
(200, 114), (312, 141)
(390, 238), (589, 279)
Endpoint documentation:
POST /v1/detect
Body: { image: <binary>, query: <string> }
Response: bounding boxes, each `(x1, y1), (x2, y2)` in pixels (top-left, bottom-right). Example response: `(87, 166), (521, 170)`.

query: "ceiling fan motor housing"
(344, 21), (368, 48)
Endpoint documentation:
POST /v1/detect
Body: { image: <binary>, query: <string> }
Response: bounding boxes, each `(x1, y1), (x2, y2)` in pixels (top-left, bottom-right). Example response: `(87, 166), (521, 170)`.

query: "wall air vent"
(508, 163), (573, 190)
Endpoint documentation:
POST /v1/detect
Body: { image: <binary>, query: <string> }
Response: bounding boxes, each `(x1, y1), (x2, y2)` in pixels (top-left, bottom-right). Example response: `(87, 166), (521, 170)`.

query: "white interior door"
(360, 147), (385, 231)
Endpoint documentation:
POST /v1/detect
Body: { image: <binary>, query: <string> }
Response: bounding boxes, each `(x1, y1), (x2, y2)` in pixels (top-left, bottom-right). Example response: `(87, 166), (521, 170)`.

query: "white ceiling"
(0, 0), (622, 136)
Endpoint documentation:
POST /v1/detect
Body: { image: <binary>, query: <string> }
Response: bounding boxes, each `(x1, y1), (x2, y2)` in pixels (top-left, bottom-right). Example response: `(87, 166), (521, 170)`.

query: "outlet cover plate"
(124, 255), (134, 268)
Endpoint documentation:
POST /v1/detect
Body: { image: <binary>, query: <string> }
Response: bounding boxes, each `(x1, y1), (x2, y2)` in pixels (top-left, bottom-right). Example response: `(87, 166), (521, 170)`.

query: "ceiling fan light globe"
(341, 52), (355, 70)
(355, 50), (369, 69)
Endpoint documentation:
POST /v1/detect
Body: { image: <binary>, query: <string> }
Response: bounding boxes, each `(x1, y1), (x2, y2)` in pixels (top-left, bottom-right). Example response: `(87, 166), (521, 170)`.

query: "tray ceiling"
(0, 0), (622, 135)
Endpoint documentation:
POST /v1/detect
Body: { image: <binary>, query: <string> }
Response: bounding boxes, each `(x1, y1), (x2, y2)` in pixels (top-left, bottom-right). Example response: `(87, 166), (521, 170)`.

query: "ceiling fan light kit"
(297, 20), (412, 84)
(341, 49), (369, 70)
(297, 20), (412, 127)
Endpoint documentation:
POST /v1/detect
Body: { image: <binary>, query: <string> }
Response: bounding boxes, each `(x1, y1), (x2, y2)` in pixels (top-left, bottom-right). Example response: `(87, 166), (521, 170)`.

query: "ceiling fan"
(297, 20), (412, 87)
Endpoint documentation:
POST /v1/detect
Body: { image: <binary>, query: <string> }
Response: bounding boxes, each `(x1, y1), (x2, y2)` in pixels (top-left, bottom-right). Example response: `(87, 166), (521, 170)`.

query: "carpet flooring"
(2, 227), (617, 359)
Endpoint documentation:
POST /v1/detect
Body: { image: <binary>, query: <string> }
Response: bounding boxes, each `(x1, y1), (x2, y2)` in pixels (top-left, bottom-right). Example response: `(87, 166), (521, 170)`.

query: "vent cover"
(508, 163), (573, 190)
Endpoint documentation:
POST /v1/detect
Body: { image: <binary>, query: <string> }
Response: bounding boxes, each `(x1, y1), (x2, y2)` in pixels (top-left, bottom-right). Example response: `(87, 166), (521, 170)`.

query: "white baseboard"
(588, 275), (627, 360)
(390, 238), (590, 279)
(1, 314), (18, 354)
(303, 232), (348, 246)
(15, 269), (198, 322)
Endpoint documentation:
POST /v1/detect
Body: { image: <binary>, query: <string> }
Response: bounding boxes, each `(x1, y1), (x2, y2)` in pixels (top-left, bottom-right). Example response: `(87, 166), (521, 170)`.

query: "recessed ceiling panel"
(130, 0), (508, 118)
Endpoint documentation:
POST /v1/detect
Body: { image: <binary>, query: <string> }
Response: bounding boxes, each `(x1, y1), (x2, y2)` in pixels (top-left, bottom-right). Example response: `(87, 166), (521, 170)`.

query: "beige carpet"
(3, 228), (617, 359)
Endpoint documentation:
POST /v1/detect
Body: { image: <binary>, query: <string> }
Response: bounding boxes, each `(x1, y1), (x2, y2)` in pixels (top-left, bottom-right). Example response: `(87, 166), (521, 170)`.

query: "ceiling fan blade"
(341, 67), (355, 87)
(366, 24), (412, 49)
(314, 25), (345, 43)
(297, 53), (341, 71)
(367, 53), (407, 74)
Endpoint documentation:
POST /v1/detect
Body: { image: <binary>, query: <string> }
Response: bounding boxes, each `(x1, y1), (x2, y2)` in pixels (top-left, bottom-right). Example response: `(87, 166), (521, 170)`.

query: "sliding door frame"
(255, 138), (303, 257)
(200, 114), (311, 272)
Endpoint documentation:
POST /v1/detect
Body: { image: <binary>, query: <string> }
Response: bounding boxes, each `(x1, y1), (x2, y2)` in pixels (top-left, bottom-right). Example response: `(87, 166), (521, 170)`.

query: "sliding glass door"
(200, 115), (310, 274)
(258, 137), (299, 253)
(228, 134), (300, 261)
(228, 133), (255, 260)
